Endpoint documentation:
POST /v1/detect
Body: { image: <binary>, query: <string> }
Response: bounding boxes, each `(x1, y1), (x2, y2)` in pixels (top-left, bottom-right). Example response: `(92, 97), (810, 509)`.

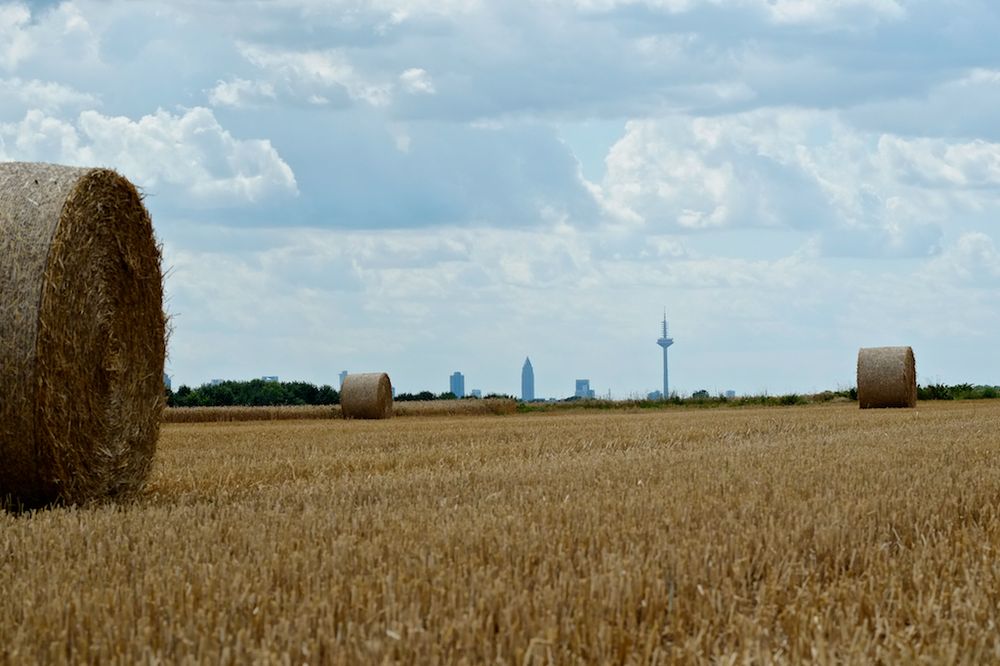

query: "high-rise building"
(656, 311), (675, 398)
(450, 371), (465, 398)
(339, 370), (348, 389)
(575, 379), (595, 399)
(521, 357), (535, 401)
(163, 373), (172, 391)
(470, 389), (482, 398)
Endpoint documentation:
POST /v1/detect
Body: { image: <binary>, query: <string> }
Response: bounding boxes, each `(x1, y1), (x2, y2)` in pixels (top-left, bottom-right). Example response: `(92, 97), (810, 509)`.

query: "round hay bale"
(857, 346), (917, 409)
(0, 162), (165, 509)
(340, 373), (393, 419)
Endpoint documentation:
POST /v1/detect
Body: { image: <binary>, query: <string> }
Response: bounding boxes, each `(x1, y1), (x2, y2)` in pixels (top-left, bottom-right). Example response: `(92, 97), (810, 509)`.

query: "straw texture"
(0, 162), (165, 508)
(857, 346), (917, 409)
(340, 373), (393, 419)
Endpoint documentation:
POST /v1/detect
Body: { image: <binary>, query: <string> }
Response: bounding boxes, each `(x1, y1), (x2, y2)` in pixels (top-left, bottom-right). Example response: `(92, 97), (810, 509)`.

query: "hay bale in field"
(0, 162), (165, 509)
(340, 373), (393, 419)
(857, 346), (917, 409)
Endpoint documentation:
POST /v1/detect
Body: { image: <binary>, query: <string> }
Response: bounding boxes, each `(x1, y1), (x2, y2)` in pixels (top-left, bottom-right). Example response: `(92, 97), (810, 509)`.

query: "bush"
(918, 384), (953, 400)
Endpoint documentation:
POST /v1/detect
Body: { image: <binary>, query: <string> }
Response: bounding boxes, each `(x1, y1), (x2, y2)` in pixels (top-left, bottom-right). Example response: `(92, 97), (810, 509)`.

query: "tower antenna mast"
(656, 309), (674, 398)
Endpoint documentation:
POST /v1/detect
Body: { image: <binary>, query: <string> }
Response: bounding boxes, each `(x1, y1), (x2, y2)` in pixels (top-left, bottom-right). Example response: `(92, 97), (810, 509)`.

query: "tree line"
(166, 381), (513, 408)
(395, 391), (512, 401)
(166, 379), (998, 408)
(917, 383), (999, 400)
(167, 379), (339, 408)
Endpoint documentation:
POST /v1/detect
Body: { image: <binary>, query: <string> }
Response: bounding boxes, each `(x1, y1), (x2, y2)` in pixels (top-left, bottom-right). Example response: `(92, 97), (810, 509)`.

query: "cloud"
(928, 232), (1000, 286)
(566, 0), (905, 27)
(598, 112), (839, 231)
(399, 68), (435, 95)
(244, 113), (602, 230)
(160, 221), (841, 393)
(763, 0), (905, 27)
(877, 135), (1000, 189)
(261, 0), (482, 22)
(238, 43), (393, 107)
(818, 224), (942, 259)
(0, 4), (33, 71)
(592, 109), (1000, 257)
(207, 78), (276, 108)
(40, 0), (967, 129)
(0, 77), (98, 116)
(569, 0), (697, 12)
(849, 69), (1000, 141)
(0, 2), (99, 73)
(1, 107), (297, 207)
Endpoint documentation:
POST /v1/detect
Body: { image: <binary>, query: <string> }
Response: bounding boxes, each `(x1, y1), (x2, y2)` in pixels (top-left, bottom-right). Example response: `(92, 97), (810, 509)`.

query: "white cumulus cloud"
(399, 68), (435, 95)
(877, 136), (1000, 189)
(0, 3), (32, 71)
(0, 78), (98, 115)
(594, 109), (1000, 257)
(1, 107), (297, 207)
(239, 43), (393, 107)
(0, 2), (98, 73)
(598, 112), (838, 232)
(207, 78), (277, 108)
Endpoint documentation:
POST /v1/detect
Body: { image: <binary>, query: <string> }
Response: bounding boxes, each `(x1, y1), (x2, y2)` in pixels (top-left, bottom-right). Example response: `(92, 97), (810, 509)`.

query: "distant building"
(339, 370), (348, 389)
(521, 357), (535, 401)
(209, 378), (224, 386)
(725, 390), (736, 399)
(647, 390), (663, 401)
(262, 375), (279, 383)
(575, 379), (595, 399)
(164, 373), (172, 391)
(470, 389), (482, 398)
(450, 371), (465, 398)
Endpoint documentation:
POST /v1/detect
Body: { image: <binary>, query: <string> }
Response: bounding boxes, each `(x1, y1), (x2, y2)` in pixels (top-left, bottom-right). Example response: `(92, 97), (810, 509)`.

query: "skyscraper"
(339, 370), (348, 389)
(521, 357), (535, 401)
(450, 371), (465, 398)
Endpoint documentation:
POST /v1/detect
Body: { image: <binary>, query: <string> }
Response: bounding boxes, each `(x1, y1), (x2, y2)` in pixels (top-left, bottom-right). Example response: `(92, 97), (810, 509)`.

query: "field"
(3, 401), (1000, 663)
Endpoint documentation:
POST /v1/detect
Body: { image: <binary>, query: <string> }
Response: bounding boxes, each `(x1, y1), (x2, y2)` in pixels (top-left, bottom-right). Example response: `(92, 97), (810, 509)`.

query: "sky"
(2, 0), (999, 398)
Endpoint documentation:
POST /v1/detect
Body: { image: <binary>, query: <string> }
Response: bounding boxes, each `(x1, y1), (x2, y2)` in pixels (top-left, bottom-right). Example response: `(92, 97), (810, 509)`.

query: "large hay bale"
(340, 373), (393, 419)
(857, 346), (917, 409)
(0, 162), (165, 509)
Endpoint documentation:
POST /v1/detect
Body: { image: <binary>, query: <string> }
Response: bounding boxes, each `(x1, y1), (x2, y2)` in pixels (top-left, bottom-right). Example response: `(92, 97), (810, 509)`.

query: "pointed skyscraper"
(521, 357), (535, 401)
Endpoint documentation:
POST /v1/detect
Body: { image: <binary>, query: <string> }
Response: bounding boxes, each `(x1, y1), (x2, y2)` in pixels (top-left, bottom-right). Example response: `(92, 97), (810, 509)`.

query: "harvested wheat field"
(3, 401), (1000, 663)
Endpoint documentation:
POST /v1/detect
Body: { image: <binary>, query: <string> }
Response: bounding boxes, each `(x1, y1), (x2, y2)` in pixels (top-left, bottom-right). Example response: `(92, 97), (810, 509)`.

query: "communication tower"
(656, 311), (674, 398)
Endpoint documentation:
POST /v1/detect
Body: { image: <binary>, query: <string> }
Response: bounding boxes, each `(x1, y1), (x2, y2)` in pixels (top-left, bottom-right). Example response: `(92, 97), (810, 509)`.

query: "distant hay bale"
(340, 373), (393, 419)
(0, 162), (165, 509)
(857, 346), (917, 409)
